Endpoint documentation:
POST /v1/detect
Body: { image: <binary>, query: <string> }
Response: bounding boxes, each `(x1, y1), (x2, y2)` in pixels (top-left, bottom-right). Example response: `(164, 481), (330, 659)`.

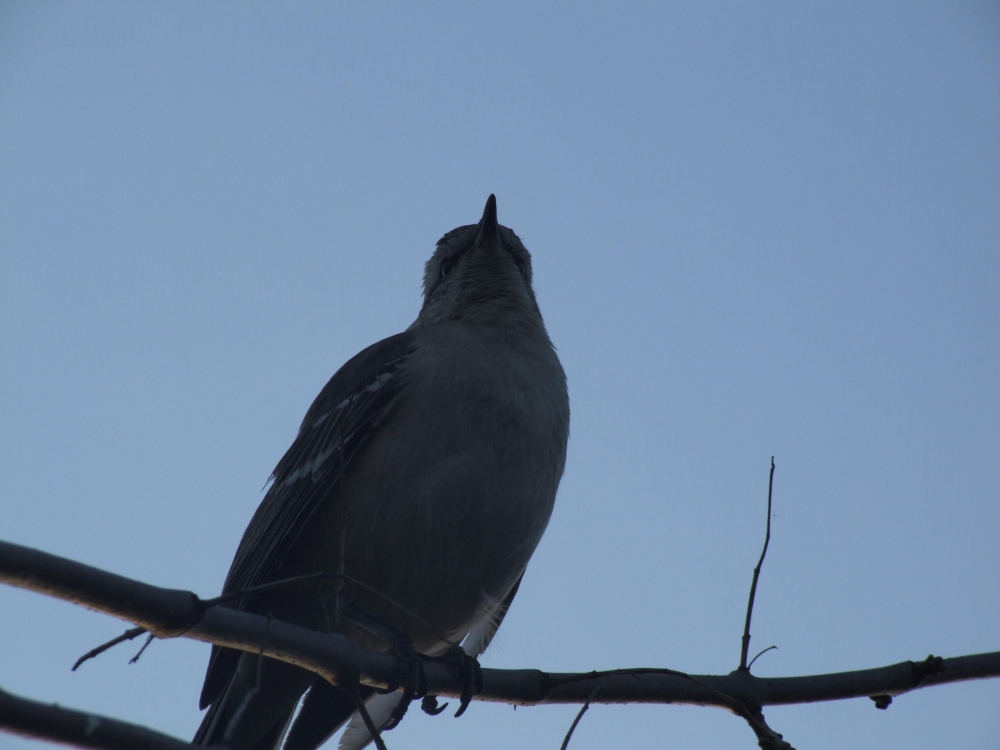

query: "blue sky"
(1, 3), (998, 749)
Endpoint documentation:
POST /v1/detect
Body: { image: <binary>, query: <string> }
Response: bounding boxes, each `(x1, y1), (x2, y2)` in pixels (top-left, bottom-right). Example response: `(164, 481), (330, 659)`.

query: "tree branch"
(3, 537), (999, 749)
(0, 684), (197, 750)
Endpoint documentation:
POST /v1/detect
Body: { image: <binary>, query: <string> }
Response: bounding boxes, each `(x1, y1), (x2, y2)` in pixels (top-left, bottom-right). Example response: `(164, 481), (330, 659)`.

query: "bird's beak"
(474, 194), (501, 250)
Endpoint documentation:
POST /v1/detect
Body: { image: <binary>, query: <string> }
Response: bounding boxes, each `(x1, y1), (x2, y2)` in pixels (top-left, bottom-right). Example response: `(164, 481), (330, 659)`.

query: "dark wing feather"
(282, 680), (373, 750)
(199, 331), (416, 709)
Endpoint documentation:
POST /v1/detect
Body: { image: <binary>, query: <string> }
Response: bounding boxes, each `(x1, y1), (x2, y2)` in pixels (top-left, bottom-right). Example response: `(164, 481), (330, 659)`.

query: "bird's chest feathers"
(338, 326), (566, 622)
(416, 328), (566, 468)
(347, 324), (568, 533)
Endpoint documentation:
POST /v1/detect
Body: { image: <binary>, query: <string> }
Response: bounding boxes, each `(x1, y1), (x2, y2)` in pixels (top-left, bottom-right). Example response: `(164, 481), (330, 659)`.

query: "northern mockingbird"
(194, 195), (570, 750)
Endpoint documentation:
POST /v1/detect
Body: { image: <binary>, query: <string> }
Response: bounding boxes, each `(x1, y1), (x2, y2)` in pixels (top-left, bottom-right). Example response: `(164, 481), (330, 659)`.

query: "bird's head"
(415, 195), (540, 326)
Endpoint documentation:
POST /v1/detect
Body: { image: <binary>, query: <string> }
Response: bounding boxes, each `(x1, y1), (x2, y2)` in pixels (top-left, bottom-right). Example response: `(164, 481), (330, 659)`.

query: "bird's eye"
(439, 258), (454, 279)
(514, 257), (527, 278)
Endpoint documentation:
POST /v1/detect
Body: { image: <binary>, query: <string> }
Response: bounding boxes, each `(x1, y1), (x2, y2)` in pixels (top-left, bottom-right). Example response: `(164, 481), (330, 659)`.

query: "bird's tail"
(284, 678), (374, 750)
(193, 653), (314, 750)
(338, 692), (406, 750)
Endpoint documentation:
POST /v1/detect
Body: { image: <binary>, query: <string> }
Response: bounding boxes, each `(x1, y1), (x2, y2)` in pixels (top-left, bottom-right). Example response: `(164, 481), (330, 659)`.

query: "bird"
(193, 195), (570, 750)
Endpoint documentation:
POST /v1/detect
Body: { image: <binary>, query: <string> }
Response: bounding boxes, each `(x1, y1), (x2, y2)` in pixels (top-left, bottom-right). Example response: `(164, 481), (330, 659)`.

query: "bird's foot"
(341, 602), (427, 730)
(443, 646), (483, 718)
(418, 648), (482, 719)
(380, 631), (428, 730)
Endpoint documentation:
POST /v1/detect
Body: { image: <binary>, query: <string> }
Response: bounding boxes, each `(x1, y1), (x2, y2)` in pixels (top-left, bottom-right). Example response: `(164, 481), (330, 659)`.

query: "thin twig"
(335, 443), (346, 633)
(72, 626), (147, 671)
(128, 633), (155, 664)
(739, 457), (776, 671)
(222, 613), (271, 746)
(348, 683), (389, 750)
(559, 677), (606, 750)
(747, 646), (777, 671)
(204, 571), (457, 648)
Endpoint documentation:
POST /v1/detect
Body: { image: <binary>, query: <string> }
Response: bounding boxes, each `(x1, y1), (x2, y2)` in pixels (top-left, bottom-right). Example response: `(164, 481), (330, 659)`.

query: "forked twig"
(72, 626), (147, 671)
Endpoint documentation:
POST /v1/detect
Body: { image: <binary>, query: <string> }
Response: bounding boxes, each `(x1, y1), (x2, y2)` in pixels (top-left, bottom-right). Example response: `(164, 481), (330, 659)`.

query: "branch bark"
(2, 538), (999, 750)
(0, 684), (197, 750)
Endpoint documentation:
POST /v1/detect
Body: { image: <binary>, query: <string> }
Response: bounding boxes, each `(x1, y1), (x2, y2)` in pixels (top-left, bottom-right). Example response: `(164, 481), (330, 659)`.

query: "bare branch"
(0, 684), (196, 750)
(740, 457), (776, 671)
(0, 540), (204, 637)
(73, 627), (147, 671)
(2, 536), (1000, 750)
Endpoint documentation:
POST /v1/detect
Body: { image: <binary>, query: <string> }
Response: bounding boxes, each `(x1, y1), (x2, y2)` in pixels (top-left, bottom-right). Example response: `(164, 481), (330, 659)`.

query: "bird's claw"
(443, 646), (483, 718)
(421, 694), (448, 715)
(378, 632), (428, 730)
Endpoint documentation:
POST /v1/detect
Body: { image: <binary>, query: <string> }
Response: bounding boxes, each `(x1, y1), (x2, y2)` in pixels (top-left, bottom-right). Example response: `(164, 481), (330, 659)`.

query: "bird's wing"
(199, 331), (416, 710)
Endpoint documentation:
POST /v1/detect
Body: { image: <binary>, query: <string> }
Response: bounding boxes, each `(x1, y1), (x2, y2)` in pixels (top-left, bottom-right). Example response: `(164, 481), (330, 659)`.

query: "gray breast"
(340, 319), (569, 652)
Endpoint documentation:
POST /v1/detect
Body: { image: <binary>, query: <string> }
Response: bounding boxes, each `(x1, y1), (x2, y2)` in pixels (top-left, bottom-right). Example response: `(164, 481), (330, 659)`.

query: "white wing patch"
(279, 447), (336, 487)
(286, 373), (399, 488)
(365, 372), (395, 392)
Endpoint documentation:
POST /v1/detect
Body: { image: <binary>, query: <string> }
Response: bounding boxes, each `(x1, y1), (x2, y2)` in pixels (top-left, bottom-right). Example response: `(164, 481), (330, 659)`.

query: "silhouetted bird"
(194, 195), (569, 750)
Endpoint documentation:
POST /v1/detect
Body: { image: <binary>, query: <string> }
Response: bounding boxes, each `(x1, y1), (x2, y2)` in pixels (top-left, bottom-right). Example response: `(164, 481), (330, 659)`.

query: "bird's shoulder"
(224, 331), (417, 596)
(271, 330), (416, 485)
